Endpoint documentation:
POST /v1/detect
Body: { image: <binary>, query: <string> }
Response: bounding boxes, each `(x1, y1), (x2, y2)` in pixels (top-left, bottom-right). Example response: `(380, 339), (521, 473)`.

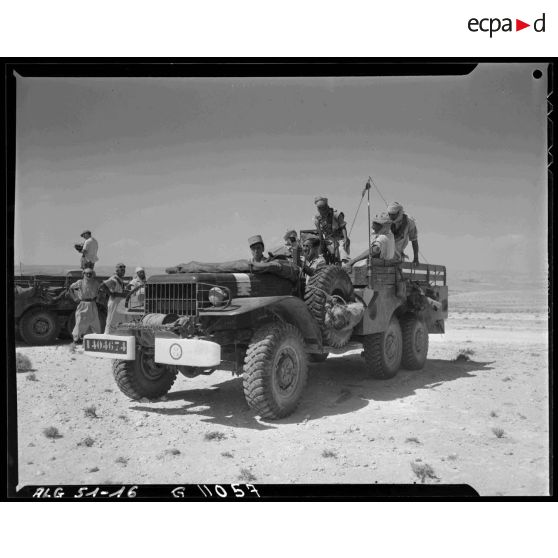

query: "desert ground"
(14, 296), (549, 496)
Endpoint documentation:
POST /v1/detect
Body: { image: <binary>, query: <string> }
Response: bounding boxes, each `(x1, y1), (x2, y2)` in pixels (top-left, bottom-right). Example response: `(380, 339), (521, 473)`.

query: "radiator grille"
(144, 282), (215, 316)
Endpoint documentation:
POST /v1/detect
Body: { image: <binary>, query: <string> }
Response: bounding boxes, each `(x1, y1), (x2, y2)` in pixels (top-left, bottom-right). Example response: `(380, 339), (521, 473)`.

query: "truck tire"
(19, 308), (61, 346)
(243, 322), (308, 419)
(304, 266), (354, 348)
(112, 349), (178, 400)
(362, 316), (403, 379)
(401, 316), (429, 370)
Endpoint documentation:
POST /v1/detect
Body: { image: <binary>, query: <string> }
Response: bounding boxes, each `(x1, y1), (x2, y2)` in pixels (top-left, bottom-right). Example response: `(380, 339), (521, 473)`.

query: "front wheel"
(19, 308), (61, 346)
(362, 316), (403, 379)
(243, 322), (308, 419)
(112, 349), (178, 400)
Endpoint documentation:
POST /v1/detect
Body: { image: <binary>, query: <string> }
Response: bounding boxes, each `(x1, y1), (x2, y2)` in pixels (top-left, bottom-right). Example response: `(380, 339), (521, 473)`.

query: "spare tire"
(19, 308), (61, 346)
(304, 266), (354, 348)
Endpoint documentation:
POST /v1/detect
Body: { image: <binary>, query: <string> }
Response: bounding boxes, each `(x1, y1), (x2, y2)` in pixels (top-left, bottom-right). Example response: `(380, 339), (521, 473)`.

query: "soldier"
(313, 196), (350, 263)
(76, 230), (99, 270)
(283, 229), (302, 264)
(127, 266), (147, 308)
(69, 269), (102, 345)
(99, 263), (128, 334)
(248, 235), (268, 263)
(301, 235), (327, 278)
(345, 213), (395, 267)
(387, 201), (419, 264)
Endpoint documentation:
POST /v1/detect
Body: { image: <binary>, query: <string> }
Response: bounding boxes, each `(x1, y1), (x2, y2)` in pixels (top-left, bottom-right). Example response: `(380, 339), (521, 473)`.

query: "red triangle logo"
(516, 19), (530, 31)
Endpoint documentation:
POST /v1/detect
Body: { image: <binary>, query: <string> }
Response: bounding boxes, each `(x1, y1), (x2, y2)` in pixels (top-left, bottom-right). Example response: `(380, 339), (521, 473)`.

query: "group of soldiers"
(247, 196), (420, 276)
(70, 228), (148, 344)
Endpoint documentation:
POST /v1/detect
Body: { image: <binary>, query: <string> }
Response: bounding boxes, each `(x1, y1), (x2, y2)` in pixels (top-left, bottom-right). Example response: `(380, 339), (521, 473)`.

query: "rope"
(348, 192), (366, 237)
(307, 285), (347, 305)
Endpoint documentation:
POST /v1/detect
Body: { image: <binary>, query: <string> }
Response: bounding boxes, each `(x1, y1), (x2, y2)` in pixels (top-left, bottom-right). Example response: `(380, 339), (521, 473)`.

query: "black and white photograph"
(8, 62), (551, 497)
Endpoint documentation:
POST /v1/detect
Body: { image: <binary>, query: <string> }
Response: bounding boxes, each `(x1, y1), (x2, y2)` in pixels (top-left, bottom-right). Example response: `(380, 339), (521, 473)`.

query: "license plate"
(84, 338), (128, 355)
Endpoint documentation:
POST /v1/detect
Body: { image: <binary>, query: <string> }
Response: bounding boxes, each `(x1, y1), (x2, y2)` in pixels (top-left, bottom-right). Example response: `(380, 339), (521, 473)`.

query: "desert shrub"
(16, 352), (33, 373)
(453, 348), (474, 362)
(83, 405), (98, 419)
(492, 427), (505, 438)
(238, 468), (257, 482)
(405, 437), (421, 444)
(204, 431), (226, 441)
(26, 373), (38, 382)
(115, 456), (129, 465)
(411, 462), (438, 483)
(78, 437), (95, 447)
(43, 426), (62, 439)
(221, 451), (234, 458)
(321, 449), (338, 458)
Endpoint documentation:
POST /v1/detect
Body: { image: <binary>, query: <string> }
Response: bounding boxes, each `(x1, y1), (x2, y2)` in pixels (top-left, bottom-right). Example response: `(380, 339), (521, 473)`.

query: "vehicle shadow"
(132, 355), (494, 429)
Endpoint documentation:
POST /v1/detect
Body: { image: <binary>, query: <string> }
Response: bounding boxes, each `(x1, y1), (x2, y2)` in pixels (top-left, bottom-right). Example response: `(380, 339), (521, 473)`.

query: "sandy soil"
(15, 312), (549, 496)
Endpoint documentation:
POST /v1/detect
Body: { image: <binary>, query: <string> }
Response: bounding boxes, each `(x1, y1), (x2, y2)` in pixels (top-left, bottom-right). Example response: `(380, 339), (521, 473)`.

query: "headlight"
(208, 287), (229, 307)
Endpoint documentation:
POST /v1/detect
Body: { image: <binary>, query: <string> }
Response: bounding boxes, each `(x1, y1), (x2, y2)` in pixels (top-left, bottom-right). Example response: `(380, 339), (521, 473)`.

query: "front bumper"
(83, 333), (221, 367)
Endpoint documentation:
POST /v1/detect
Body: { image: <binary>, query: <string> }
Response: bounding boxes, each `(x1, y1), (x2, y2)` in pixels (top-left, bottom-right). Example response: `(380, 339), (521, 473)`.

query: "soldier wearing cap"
(301, 235), (326, 277)
(387, 202), (419, 264)
(345, 213), (395, 268)
(76, 229), (99, 270)
(313, 196), (350, 263)
(248, 235), (268, 263)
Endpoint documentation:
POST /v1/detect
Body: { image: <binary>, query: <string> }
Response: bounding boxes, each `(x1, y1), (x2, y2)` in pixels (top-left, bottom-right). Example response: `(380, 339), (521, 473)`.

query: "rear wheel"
(243, 322), (308, 419)
(19, 308), (60, 346)
(112, 348), (178, 400)
(362, 316), (403, 379)
(401, 316), (429, 370)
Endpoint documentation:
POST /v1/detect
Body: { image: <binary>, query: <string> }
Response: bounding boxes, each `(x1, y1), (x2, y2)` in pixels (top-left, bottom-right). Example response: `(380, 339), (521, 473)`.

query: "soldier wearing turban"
(387, 202), (419, 264)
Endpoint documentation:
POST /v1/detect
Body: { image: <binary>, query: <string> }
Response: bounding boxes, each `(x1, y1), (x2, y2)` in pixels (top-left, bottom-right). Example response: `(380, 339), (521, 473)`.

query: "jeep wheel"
(243, 322), (308, 419)
(304, 266), (354, 348)
(19, 308), (61, 346)
(362, 316), (403, 379)
(401, 316), (429, 370)
(112, 349), (178, 400)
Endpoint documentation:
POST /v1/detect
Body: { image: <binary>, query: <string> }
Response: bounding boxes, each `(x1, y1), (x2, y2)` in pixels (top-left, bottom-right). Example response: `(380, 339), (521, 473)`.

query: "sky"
(14, 64), (548, 273)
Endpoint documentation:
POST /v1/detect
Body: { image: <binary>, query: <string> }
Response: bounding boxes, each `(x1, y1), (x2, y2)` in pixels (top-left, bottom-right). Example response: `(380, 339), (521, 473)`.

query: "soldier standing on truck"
(99, 263), (127, 334)
(387, 202), (419, 264)
(345, 213), (395, 267)
(69, 269), (101, 345)
(248, 235), (268, 263)
(313, 196), (350, 263)
(77, 230), (99, 270)
(301, 235), (327, 277)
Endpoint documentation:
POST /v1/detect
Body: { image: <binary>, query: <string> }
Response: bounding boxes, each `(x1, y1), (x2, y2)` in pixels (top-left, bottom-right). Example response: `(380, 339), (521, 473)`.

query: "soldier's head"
(80, 230), (92, 239)
(248, 235), (265, 262)
(387, 202), (404, 224)
(115, 263), (126, 277)
(83, 269), (95, 280)
(314, 196), (329, 216)
(372, 213), (392, 234)
(284, 229), (298, 246)
(303, 236), (321, 259)
(135, 266), (146, 280)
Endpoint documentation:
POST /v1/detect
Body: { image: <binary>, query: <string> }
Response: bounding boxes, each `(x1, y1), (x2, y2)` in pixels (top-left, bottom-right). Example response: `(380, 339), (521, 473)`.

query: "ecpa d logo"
(468, 13), (546, 37)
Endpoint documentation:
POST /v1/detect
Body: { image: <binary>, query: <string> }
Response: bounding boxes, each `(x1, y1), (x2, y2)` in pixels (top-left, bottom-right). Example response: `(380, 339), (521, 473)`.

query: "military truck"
(83, 246), (448, 419)
(14, 270), (111, 345)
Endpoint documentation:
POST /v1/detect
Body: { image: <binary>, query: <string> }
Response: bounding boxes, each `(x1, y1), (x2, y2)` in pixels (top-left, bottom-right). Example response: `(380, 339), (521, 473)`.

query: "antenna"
(364, 178), (372, 288)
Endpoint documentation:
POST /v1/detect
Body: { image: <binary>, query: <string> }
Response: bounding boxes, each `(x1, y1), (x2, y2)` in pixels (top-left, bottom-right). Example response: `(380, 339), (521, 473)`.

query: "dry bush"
(238, 468), (257, 482)
(411, 462), (438, 483)
(16, 352), (33, 373)
(78, 437), (95, 447)
(115, 456), (129, 466)
(26, 373), (38, 382)
(204, 431), (226, 441)
(405, 437), (421, 444)
(490, 410), (498, 418)
(83, 405), (98, 419)
(453, 348), (475, 363)
(221, 451), (234, 458)
(43, 426), (62, 439)
(492, 427), (505, 438)
(321, 449), (338, 458)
